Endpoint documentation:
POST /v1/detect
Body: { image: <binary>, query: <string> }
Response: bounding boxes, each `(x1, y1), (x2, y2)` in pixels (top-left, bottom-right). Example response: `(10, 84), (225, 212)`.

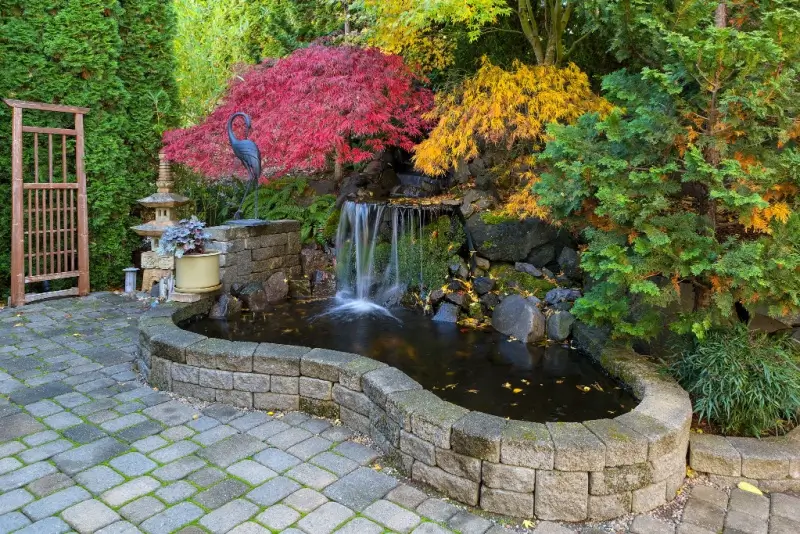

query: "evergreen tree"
(536, 1), (800, 339)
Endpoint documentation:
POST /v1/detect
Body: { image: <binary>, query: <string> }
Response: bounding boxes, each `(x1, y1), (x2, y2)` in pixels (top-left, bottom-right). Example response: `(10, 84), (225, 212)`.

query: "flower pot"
(175, 251), (221, 293)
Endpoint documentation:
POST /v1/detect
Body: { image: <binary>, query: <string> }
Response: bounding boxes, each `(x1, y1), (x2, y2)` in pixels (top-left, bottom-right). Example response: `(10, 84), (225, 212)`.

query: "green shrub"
(671, 327), (800, 437)
(0, 0), (177, 297)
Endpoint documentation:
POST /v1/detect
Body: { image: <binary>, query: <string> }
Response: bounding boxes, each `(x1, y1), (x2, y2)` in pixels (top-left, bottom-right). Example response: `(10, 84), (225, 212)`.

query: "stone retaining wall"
(689, 431), (800, 493)
(138, 300), (692, 522)
(205, 221), (302, 292)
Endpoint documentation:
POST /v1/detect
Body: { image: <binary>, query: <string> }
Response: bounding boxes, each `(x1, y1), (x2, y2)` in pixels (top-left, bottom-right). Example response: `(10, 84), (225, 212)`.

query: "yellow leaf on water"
(576, 385), (591, 392)
(466, 389), (478, 394)
(738, 482), (763, 495)
(512, 388), (523, 394)
(502, 382), (512, 389)
(521, 379), (530, 385)
(591, 382), (604, 392)
(555, 379), (564, 384)
(444, 383), (457, 390)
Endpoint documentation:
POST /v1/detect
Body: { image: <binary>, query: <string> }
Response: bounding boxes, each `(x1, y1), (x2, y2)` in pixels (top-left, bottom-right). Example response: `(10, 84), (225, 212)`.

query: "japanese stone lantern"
(131, 150), (190, 291)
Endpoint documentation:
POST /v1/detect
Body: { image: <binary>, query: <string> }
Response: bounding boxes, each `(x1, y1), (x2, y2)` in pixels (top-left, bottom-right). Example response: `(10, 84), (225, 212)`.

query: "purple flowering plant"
(157, 216), (211, 258)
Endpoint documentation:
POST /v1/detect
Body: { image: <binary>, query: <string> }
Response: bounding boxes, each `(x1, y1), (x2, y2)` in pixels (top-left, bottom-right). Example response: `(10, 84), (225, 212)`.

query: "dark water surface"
(180, 300), (636, 422)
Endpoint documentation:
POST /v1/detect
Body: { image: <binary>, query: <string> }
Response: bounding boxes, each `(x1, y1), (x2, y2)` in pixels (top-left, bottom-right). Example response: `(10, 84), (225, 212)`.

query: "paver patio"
(0, 293), (798, 534)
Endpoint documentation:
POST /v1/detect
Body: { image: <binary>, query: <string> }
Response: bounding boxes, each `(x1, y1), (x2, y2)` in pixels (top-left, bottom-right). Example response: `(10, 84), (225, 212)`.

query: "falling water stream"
(329, 200), (433, 317)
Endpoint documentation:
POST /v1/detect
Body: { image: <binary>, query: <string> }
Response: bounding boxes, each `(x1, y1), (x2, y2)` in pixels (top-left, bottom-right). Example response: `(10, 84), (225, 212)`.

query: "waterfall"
(331, 200), (431, 315)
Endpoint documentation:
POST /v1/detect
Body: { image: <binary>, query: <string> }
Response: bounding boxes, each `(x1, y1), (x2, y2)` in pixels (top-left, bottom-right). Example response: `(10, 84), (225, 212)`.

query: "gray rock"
(545, 288), (582, 306)
(558, 247), (581, 280)
(311, 270), (336, 298)
(288, 279), (311, 299)
(515, 262), (543, 277)
(235, 282), (268, 312)
(265, 272), (289, 302)
(480, 293), (500, 309)
(474, 256), (490, 270)
(428, 289), (445, 304)
(432, 303), (459, 323)
(448, 257), (469, 279)
(209, 294), (242, 319)
(527, 243), (555, 267)
(445, 291), (469, 308)
(466, 214), (556, 262)
(547, 311), (575, 341)
(492, 294), (546, 343)
(473, 277), (494, 295)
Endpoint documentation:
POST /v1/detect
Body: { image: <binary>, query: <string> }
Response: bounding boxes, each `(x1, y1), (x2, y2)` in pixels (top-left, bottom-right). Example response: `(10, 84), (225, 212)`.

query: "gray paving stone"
(21, 485), (90, 521)
(149, 440), (199, 464)
(248, 420), (291, 440)
(62, 499), (121, 534)
(194, 478), (249, 509)
(447, 511), (492, 534)
(288, 436), (333, 460)
(116, 420), (164, 443)
(416, 499), (459, 523)
(334, 441), (380, 465)
(142, 401), (198, 427)
(283, 487), (329, 513)
(187, 415), (220, 432)
(285, 462), (338, 490)
(110, 452), (157, 476)
(229, 412), (270, 431)
(363, 499), (422, 533)
(26, 400), (63, 417)
(131, 435), (168, 453)
(62, 423), (108, 444)
(154, 481), (197, 504)
(253, 448), (301, 473)
(14, 516), (71, 534)
(310, 451), (358, 476)
(725, 509), (767, 534)
(387, 484), (429, 509)
(96, 521), (143, 534)
(256, 504), (300, 530)
(189, 466), (226, 488)
(320, 425), (354, 443)
(193, 425), (237, 446)
(0, 489), (34, 516)
(119, 496), (165, 524)
(0, 458), (21, 476)
(199, 498), (259, 534)
(771, 493), (800, 522)
(296, 501), (354, 534)
(198, 434), (267, 467)
(300, 418), (332, 434)
(268, 428), (313, 450)
(9, 381), (72, 405)
(139, 502), (203, 534)
(770, 515), (800, 534)
(411, 524), (455, 534)
(22, 429), (59, 446)
(0, 461), (57, 491)
(531, 523), (573, 534)
(54, 392), (90, 409)
(26, 472), (75, 497)
(52, 436), (128, 475)
(0, 511), (31, 534)
(101, 476), (161, 507)
(228, 521), (270, 534)
(0, 442), (26, 460)
(729, 488), (770, 520)
(203, 403), (243, 423)
(18, 438), (72, 463)
(0, 413), (45, 441)
(227, 460), (277, 485)
(75, 465), (125, 494)
(101, 414), (147, 433)
(681, 497), (725, 532)
(151, 455), (206, 481)
(247, 476), (302, 506)
(323, 466), (398, 511)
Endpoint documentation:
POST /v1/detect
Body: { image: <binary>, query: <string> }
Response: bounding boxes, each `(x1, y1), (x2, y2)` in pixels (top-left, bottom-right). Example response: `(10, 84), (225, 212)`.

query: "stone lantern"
(131, 150), (190, 292)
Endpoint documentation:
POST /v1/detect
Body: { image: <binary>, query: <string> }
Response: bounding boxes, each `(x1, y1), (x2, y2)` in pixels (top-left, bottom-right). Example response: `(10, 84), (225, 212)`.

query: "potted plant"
(157, 216), (221, 293)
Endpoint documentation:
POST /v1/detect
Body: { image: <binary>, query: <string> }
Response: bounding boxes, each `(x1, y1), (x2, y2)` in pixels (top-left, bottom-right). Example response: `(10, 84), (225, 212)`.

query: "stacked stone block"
(205, 221), (302, 292)
(139, 301), (693, 522)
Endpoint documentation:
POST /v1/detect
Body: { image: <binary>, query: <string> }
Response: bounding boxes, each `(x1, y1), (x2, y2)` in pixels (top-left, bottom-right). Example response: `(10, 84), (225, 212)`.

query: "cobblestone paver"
(0, 293), (797, 534)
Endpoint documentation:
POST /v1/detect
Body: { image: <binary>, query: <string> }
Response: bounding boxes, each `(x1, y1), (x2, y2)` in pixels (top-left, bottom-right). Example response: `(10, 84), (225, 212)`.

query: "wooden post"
(75, 112), (90, 296)
(10, 107), (24, 307)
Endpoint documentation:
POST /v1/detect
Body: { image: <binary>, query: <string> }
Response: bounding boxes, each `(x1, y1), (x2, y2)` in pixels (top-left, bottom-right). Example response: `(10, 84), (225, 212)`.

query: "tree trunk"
(334, 158), (343, 182)
(344, 0), (350, 36)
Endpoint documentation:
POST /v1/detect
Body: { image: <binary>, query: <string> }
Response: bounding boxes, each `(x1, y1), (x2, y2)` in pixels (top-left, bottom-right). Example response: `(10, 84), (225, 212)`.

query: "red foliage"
(163, 46), (434, 180)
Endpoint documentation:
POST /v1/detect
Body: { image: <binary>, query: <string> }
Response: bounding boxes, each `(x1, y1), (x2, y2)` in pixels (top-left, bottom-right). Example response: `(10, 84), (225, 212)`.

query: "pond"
(180, 299), (636, 423)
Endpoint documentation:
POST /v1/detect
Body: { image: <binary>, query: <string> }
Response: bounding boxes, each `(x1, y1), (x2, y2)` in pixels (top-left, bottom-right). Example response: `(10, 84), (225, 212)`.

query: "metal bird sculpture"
(228, 112), (262, 221)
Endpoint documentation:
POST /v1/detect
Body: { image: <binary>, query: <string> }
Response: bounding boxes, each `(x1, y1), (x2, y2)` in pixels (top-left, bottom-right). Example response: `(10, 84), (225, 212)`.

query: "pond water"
(180, 299), (636, 422)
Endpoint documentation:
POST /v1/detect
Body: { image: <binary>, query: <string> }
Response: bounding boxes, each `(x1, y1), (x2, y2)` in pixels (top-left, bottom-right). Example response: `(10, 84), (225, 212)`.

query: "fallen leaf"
(512, 388), (523, 394)
(72, 333), (81, 337)
(591, 382), (604, 392)
(502, 382), (512, 389)
(444, 383), (458, 390)
(555, 379), (564, 384)
(267, 411), (274, 416)
(466, 389), (479, 394)
(522, 519), (534, 528)
(738, 482), (763, 495)
(13, 323), (23, 328)
(521, 379), (530, 385)
(192, 414), (199, 420)
(576, 385), (591, 392)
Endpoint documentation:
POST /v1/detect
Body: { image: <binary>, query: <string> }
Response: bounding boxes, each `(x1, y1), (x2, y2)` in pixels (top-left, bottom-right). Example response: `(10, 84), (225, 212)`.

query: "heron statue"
(228, 112), (263, 223)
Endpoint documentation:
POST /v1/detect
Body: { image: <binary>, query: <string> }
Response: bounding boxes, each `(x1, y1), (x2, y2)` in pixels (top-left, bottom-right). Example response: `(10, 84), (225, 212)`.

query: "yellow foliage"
(741, 182), (796, 234)
(413, 59), (612, 176)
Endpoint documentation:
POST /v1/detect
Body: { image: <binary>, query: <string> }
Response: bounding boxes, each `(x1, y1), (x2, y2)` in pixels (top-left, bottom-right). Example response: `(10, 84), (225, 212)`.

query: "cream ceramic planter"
(174, 251), (221, 293)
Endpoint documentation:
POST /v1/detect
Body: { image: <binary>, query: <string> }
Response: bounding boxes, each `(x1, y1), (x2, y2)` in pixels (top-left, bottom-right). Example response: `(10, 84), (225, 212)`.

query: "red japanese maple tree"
(163, 46), (434, 181)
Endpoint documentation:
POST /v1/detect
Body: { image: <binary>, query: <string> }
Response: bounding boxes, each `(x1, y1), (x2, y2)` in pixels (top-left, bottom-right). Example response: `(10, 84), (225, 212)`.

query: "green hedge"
(0, 0), (178, 298)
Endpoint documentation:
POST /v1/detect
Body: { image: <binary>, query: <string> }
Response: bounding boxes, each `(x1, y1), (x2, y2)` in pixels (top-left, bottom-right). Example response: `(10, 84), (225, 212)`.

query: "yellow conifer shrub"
(414, 59), (612, 176)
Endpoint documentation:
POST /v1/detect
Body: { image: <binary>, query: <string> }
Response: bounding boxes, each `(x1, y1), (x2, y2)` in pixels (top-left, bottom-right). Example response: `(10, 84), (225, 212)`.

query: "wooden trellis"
(5, 99), (90, 307)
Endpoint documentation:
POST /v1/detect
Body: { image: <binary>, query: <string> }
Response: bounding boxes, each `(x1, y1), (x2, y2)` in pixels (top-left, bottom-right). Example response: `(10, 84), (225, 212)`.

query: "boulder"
(209, 294), (242, 319)
(465, 215), (557, 262)
(480, 293), (501, 309)
(237, 282), (268, 312)
(515, 262), (542, 278)
(446, 291), (470, 309)
(558, 247), (581, 281)
(547, 311), (576, 342)
(433, 302), (460, 323)
(545, 288), (582, 306)
(429, 288), (446, 305)
(527, 244), (555, 267)
(449, 257), (469, 279)
(311, 270), (337, 298)
(492, 294), (546, 343)
(473, 277), (495, 296)
(475, 256), (491, 271)
(300, 247), (333, 276)
(265, 272), (289, 302)
(460, 190), (497, 218)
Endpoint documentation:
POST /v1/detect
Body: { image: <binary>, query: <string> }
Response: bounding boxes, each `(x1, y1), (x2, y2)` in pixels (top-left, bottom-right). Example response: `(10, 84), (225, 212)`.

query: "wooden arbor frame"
(5, 99), (90, 307)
